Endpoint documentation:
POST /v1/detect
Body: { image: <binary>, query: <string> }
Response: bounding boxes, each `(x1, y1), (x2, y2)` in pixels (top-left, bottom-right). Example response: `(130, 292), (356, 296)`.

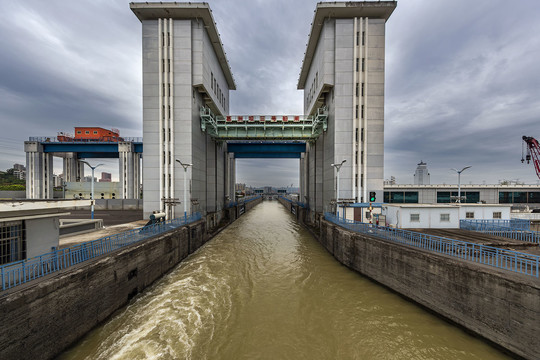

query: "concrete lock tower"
(132, 1), (395, 220)
(298, 2), (395, 213)
(131, 3), (236, 222)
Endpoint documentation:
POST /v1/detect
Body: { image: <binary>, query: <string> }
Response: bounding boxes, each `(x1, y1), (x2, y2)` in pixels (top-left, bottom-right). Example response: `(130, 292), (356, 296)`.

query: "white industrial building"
(383, 204), (511, 229)
(0, 200), (90, 265)
(384, 184), (540, 207)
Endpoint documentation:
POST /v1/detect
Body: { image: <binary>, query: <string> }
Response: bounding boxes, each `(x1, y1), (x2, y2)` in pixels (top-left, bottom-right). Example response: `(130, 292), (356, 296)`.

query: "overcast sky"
(0, 0), (539, 186)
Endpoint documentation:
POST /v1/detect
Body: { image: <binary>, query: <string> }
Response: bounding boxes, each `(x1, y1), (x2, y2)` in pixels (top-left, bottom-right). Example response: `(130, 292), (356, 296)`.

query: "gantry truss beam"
(200, 106), (328, 140)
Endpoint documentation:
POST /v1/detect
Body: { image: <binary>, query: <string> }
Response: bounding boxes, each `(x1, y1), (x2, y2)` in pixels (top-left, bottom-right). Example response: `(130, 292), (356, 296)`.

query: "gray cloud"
(0, 0), (539, 186)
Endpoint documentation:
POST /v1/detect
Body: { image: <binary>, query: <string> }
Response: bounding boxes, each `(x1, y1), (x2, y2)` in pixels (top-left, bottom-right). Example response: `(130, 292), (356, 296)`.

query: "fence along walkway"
(1, 213), (202, 291)
(325, 213), (539, 278)
(460, 219), (540, 244)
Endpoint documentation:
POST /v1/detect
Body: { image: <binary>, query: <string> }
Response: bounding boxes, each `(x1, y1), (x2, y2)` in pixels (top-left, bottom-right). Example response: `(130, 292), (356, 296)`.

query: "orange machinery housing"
(57, 127), (123, 142)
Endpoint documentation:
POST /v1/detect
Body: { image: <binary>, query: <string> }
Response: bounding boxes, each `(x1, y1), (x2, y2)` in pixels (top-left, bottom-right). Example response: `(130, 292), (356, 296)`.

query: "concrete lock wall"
(0, 220), (205, 360)
(315, 218), (540, 360)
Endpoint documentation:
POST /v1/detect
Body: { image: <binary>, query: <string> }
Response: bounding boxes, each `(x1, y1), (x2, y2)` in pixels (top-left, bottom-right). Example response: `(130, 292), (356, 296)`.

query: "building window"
(513, 192), (527, 203)
(410, 214), (420, 222)
(493, 212), (502, 219)
(361, 83), (365, 96)
(355, 105), (359, 119)
(77, 131), (82, 134)
(0, 221), (26, 265)
(440, 214), (450, 222)
(85, 131), (90, 134)
(466, 212), (474, 219)
(93, 131), (98, 134)
(356, 31), (359, 46)
(529, 192), (540, 203)
(361, 105), (364, 119)
(384, 191), (419, 204)
(356, 83), (359, 97)
(362, 58), (365, 72)
(356, 58), (359, 72)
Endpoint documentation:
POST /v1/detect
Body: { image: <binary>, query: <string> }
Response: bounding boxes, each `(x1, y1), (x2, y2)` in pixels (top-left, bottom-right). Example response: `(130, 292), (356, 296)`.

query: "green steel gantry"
(200, 106), (328, 140)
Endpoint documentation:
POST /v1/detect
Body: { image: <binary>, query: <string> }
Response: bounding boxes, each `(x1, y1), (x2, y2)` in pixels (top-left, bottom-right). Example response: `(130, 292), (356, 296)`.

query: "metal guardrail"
(1, 212), (202, 291)
(325, 213), (539, 278)
(460, 220), (540, 244)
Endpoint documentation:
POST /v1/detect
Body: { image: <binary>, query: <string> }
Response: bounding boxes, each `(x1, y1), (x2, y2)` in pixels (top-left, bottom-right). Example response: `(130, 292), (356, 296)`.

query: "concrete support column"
(119, 142), (136, 199)
(134, 154), (141, 199)
(315, 139), (324, 212)
(225, 152), (235, 203)
(25, 141), (53, 199)
(62, 153), (83, 182)
(206, 139), (216, 212)
(299, 153), (305, 204)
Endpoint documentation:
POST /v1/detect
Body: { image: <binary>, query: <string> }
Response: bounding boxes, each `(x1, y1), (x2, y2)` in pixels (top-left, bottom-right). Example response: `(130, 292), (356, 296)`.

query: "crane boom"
(522, 135), (540, 179)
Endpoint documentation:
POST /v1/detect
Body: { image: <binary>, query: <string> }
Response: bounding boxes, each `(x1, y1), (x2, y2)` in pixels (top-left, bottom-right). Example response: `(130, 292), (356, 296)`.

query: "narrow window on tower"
(355, 150), (358, 164)
(168, 59), (171, 73)
(361, 174), (364, 187)
(361, 151), (364, 164)
(162, 59), (165, 73)
(355, 174), (358, 187)
(168, 84), (171, 97)
(355, 128), (358, 142)
(361, 83), (365, 96)
(356, 58), (359, 72)
(162, 32), (165, 47)
(162, 128), (165, 142)
(361, 128), (364, 142)
(163, 151), (166, 165)
(211, 73), (214, 90)
(361, 105), (365, 119)
(355, 105), (359, 119)
(162, 105), (165, 120)
(355, 83), (359, 97)
(362, 31), (365, 46)
(167, 32), (170, 47)
(362, 58), (365, 72)
(168, 129), (171, 142)
(356, 31), (360, 46)
(168, 105), (171, 118)
(169, 151), (171, 164)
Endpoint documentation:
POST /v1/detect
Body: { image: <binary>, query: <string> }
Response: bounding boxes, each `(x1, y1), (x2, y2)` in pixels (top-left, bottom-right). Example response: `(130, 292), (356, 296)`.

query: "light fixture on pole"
(450, 166), (471, 203)
(176, 159), (193, 220)
(79, 160), (103, 219)
(331, 159), (346, 215)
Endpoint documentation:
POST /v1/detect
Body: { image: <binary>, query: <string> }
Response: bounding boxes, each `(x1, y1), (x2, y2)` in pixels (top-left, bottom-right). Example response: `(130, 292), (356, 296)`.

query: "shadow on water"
(59, 202), (510, 360)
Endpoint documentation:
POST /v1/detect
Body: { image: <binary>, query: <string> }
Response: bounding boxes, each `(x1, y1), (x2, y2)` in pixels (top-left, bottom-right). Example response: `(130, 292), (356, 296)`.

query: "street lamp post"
(331, 159), (346, 216)
(451, 166), (472, 203)
(176, 159), (193, 221)
(79, 161), (103, 219)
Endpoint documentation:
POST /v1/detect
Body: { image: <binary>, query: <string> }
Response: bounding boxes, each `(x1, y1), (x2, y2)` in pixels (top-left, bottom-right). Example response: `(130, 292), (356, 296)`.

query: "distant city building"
(13, 164), (25, 172)
(235, 183), (246, 192)
(264, 186), (272, 194)
(13, 170), (26, 180)
(52, 174), (63, 187)
(99, 172), (112, 182)
(384, 176), (396, 185)
(414, 160), (430, 185)
(83, 176), (97, 183)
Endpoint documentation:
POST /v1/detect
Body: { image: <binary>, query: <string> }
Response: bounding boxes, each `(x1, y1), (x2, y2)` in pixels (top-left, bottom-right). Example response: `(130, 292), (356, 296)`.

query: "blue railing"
(460, 220), (540, 244)
(325, 213), (539, 278)
(1, 212), (201, 291)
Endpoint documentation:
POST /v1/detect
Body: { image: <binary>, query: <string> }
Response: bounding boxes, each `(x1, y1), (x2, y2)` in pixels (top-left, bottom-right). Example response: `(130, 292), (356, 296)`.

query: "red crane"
(522, 136), (540, 179)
